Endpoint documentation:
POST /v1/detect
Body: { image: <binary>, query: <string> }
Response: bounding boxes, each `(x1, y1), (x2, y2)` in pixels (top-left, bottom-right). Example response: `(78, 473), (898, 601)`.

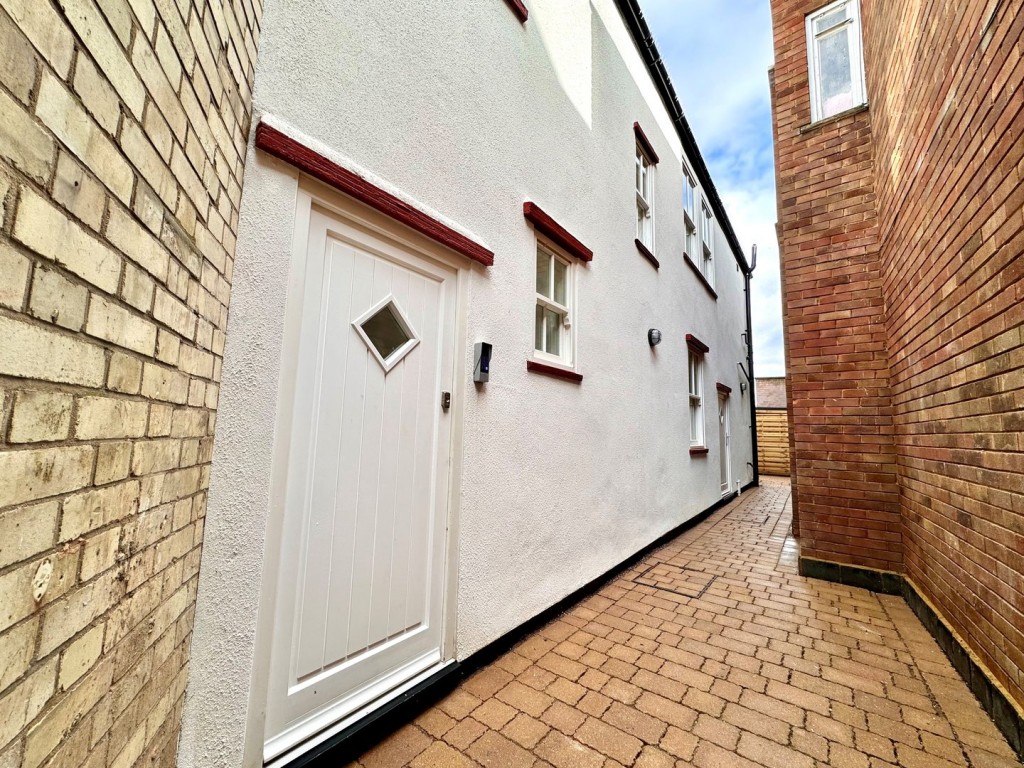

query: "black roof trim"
(613, 0), (751, 274)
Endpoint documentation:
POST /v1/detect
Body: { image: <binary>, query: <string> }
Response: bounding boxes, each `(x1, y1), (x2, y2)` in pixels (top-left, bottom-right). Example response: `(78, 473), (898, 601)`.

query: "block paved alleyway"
(348, 478), (1023, 767)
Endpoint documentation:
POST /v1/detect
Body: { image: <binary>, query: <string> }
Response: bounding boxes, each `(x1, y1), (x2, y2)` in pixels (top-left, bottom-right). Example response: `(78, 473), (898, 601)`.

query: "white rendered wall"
(181, 1), (755, 765)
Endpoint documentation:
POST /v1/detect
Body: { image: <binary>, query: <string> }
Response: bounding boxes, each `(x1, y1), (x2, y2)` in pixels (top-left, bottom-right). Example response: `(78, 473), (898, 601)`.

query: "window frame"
(806, 0), (867, 123)
(682, 165), (697, 258)
(635, 145), (654, 250)
(688, 348), (705, 448)
(700, 200), (715, 288)
(533, 239), (576, 369)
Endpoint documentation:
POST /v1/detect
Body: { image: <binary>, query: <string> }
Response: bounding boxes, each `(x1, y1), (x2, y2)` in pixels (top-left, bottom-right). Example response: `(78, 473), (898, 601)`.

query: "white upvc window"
(682, 166), (697, 257)
(700, 201), (714, 287)
(806, 0), (867, 122)
(636, 146), (654, 249)
(535, 242), (574, 366)
(688, 349), (704, 446)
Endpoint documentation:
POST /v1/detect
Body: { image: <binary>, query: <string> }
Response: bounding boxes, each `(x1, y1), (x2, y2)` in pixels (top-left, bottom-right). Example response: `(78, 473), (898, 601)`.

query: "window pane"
(814, 5), (848, 34)
(535, 304), (544, 352)
(536, 249), (551, 297)
(553, 258), (567, 305)
(818, 29), (855, 116)
(360, 303), (410, 361)
(636, 154), (643, 195)
(544, 308), (561, 356)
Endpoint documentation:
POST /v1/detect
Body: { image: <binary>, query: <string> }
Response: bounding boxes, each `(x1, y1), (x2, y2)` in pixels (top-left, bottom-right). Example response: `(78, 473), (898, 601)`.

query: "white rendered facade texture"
(179, 1), (757, 765)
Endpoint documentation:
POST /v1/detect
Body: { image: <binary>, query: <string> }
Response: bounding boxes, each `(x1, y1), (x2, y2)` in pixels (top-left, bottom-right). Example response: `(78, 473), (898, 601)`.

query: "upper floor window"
(806, 0), (866, 122)
(682, 166), (697, 257)
(636, 146), (654, 249)
(535, 242), (574, 366)
(700, 201), (714, 287)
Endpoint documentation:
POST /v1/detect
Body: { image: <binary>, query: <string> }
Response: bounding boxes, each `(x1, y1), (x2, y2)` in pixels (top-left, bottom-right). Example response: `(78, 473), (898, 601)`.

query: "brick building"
(0, 0), (262, 765)
(771, 0), (1024, 749)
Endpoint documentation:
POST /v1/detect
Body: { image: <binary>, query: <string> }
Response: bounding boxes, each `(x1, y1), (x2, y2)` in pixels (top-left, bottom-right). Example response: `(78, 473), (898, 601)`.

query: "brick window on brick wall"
(0, 0), (262, 766)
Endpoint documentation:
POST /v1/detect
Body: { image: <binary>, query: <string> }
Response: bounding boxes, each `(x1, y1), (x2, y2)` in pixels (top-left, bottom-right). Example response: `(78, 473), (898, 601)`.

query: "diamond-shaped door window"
(352, 296), (419, 373)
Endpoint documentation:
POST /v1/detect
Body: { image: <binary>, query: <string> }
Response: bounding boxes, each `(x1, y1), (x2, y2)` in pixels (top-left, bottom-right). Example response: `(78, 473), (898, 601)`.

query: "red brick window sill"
(635, 238), (659, 269)
(504, 0), (528, 22)
(527, 360), (583, 383)
(683, 252), (718, 300)
(689, 446), (709, 456)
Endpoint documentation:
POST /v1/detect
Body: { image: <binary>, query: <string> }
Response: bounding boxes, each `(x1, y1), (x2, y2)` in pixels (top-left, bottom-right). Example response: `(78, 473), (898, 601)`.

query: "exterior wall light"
(648, 329), (662, 347)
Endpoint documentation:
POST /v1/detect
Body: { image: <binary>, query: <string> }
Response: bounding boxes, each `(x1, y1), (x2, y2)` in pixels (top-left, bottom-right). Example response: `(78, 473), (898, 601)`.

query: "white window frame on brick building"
(688, 348), (705, 447)
(535, 240), (575, 367)
(636, 144), (654, 249)
(683, 164), (697, 258)
(700, 200), (715, 287)
(806, 0), (867, 122)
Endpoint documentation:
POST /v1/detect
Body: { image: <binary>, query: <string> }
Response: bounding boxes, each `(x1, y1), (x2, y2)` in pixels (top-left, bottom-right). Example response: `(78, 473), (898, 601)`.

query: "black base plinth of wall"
(799, 556), (1024, 760)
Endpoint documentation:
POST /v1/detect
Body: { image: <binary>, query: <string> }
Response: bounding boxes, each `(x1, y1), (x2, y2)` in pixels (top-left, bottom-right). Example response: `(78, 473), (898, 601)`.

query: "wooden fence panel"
(757, 408), (790, 476)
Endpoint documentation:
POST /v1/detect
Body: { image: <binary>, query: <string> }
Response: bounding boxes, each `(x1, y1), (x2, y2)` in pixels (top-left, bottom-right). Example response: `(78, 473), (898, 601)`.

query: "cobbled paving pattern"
(349, 478), (1022, 767)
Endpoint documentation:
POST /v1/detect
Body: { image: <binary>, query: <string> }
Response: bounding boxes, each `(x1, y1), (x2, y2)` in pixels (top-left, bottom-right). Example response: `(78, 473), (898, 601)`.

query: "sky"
(637, 0), (785, 376)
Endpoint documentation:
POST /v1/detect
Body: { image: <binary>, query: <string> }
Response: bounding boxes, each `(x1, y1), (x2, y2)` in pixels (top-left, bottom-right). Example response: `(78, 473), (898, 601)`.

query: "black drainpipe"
(745, 247), (759, 488)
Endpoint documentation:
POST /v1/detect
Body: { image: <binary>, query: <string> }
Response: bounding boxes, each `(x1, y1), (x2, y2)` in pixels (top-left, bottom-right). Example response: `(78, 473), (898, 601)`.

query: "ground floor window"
(689, 349), (704, 446)
(535, 243), (574, 365)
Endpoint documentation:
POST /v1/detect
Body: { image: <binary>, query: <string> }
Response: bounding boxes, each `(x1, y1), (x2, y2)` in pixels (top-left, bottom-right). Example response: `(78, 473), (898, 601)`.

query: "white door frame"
(249, 176), (469, 766)
(719, 392), (731, 496)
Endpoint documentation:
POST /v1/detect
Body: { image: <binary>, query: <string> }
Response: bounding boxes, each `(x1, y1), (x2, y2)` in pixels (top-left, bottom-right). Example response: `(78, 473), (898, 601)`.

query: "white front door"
(264, 201), (457, 760)
(719, 394), (731, 495)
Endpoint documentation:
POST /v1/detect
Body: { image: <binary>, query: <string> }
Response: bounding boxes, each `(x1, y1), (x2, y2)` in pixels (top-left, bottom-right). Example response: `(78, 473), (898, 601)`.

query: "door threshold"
(265, 657), (455, 768)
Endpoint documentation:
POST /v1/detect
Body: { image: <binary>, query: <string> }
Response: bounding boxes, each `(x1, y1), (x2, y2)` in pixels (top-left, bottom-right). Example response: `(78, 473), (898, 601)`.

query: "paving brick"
(535, 730), (605, 768)
(501, 712), (550, 749)
(466, 729), (534, 768)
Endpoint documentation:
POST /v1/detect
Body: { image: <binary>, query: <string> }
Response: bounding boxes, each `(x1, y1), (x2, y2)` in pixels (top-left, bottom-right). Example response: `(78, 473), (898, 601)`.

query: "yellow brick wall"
(0, 0), (262, 765)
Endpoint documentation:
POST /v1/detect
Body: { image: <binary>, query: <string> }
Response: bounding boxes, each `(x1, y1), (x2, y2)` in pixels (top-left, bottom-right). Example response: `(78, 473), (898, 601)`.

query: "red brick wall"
(770, 0), (903, 572)
(864, 0), (1024, 710)
(771, 0), (1024, 711)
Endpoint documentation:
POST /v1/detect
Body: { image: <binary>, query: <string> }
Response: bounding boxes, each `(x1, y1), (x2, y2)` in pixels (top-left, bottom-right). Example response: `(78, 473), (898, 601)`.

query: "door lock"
(441, 391), (451, 410)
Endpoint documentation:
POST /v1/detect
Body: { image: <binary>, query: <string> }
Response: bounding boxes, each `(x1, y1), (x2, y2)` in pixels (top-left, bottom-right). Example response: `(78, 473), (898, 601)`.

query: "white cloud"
(638, 0), (786, 376)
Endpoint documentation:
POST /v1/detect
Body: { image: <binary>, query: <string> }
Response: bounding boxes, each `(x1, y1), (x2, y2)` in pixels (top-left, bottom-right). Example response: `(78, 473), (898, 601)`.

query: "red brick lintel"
(524, 201), (598, 264)
(686, 334), (710, 354)
(716, 382), (732, 395)
(254, 122), (495, 267)
(523, 202), (594, 262)
(633, 121), (660, 164)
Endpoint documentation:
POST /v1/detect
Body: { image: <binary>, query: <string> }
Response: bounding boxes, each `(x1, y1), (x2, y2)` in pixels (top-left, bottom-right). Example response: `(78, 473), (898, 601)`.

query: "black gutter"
(613, 0), (750, 276)
(745, 247), (759, 487)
